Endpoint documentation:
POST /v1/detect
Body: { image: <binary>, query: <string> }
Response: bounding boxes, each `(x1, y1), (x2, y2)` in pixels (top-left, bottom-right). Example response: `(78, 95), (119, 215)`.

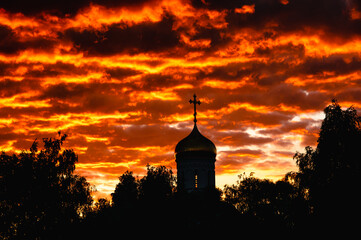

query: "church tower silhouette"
(175, 94), (216, 192)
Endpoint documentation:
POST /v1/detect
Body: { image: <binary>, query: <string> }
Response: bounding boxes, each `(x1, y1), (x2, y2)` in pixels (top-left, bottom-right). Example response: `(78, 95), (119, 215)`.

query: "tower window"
(194, 174), (198, 188)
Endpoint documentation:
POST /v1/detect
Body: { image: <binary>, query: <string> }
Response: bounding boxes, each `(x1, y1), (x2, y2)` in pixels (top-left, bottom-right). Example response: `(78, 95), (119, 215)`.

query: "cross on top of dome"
(189, 94), (201, 124)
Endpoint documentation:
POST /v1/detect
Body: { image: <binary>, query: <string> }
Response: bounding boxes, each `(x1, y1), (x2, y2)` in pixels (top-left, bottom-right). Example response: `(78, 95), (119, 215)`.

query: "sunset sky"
(1, 0), (361, 198)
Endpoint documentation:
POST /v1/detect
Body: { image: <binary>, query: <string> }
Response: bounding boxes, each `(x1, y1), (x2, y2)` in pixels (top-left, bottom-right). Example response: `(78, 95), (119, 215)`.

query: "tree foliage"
(223, 173), (307, 232)
(111, 165), (176, 207)
(316, 99), (361, 183)
(82, 165), (177, 238)
(111, 170), (138, 209)
(290, 100), (361, 231)
(138, 164), (176, 202)
(0, 133), (93, 239)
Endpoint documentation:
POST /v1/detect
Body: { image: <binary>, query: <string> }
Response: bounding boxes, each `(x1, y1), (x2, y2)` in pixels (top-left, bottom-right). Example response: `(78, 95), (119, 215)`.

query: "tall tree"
(292, 100), (361, 231)
(0, 133), (93, 239)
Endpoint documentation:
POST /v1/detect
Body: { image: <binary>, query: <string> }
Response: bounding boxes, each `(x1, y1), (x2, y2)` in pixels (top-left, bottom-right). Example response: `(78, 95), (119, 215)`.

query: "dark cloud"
(92, 0), (159, 8)
(106, 67), (142, 80)
(0, 61), (139, 81)
(139, 73), (186, 91)
(38, 81), (127, 102)
(216, 156), (253, 172)
(0, 0), (158, 16)
(294, 55), (361, 76)
(338, 88), (361, 103)
(0, 25), (24, 54)
(260, 120), (311, 136)
(196, 82), (327, 113)
(224, 0), (361, 41)
(135, 100), (183, 122)
(0, 0), (89, 16)
(191, 0), (246, 10)
(0, 24), (57, 55)
(24, 62), (100, 78)
(216, 147), (260, 174)
(0, 126), (19, 145)
(110, 124), (186, 148)
(215, 130), (273, 147)
(264, 84), (328, 110)
(0, 79), (41, 98)
(68, 123), (186, 150)
(82, 93), (127, 113)
(187, 27), (231, 52)
(39, 83), (89, 100)
(38, 82), (135, 114)
(196, 60), (290, 87)
(196, 62), (252, 81)
(225, 108), (291, 126)
(63, 13), (180, 56)
(254, 42), (305, 61)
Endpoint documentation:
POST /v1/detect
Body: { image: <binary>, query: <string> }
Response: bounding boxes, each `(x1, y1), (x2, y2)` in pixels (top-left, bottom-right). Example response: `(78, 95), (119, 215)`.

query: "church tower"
(175, 94), (216, 192)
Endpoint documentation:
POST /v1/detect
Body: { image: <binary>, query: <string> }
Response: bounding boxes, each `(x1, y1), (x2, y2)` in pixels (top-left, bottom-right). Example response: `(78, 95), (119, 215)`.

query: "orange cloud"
(235, 5), (255, 14)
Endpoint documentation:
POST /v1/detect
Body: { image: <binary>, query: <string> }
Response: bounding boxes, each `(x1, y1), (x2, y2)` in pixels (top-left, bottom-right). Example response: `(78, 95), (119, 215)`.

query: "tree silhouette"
(223, 173), (307, 233)
(81, 165), (177, 237)
(0, 133), (93, 239)
(111, 170), (138, 209)
(138, 164), (176, 203)
(291, 100), (361, 232)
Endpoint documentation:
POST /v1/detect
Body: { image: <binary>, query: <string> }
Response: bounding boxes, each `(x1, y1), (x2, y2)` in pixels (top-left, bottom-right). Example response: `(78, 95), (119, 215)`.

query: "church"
(175, 94), (217, 192)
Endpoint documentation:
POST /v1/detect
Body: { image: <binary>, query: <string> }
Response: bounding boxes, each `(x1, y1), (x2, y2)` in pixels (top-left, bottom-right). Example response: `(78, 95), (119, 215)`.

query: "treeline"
(1, 100), (360, 239)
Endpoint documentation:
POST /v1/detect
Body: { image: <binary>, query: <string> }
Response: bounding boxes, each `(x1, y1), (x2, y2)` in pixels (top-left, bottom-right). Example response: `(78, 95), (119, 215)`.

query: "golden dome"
(175, 124), (217, 156)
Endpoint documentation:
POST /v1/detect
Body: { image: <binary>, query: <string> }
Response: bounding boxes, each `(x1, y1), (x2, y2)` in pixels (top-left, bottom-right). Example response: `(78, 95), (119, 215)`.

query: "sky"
(1, 0), (361, 198)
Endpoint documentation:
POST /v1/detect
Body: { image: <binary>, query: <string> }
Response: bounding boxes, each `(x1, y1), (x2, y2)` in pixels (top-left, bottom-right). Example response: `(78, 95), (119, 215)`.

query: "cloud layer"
(1, 0), (361, 196)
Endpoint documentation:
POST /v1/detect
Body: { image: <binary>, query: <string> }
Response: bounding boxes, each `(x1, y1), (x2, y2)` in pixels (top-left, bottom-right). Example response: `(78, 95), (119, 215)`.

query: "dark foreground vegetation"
(1, 100), (360, 239)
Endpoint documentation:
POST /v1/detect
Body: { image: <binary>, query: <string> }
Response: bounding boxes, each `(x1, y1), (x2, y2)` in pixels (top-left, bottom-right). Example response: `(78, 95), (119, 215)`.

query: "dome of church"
(175, 124), (217, 156)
